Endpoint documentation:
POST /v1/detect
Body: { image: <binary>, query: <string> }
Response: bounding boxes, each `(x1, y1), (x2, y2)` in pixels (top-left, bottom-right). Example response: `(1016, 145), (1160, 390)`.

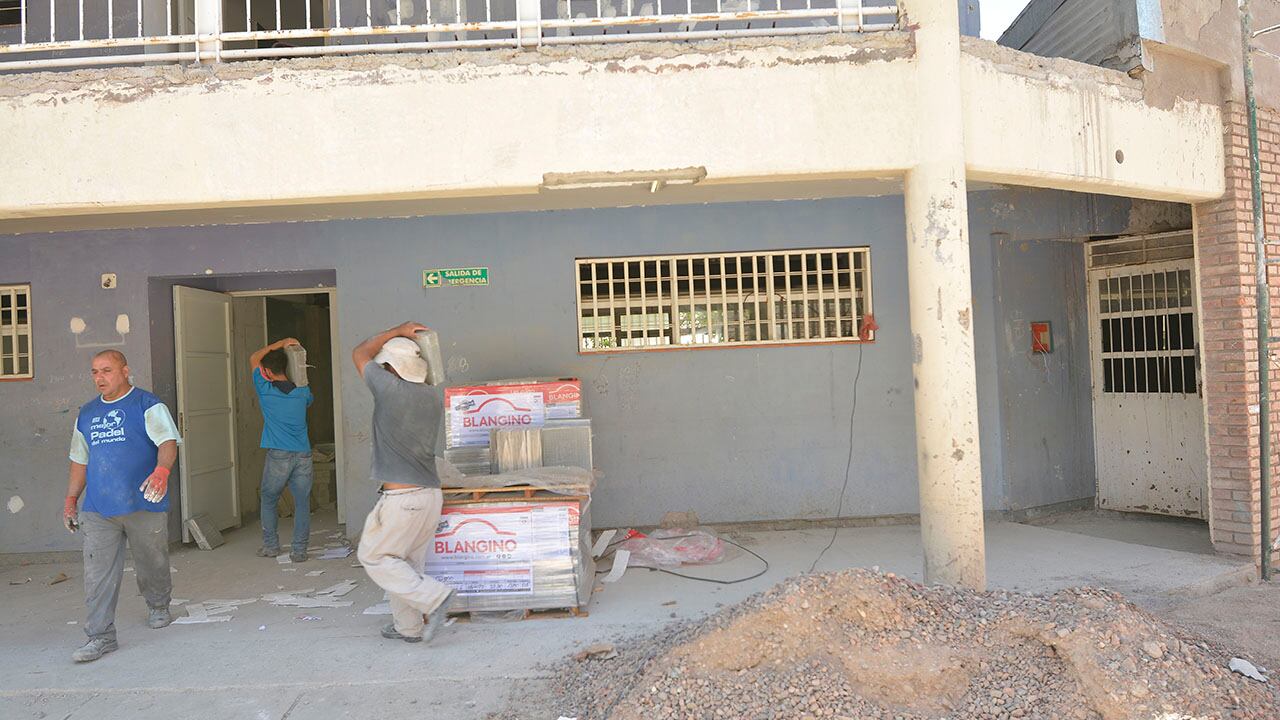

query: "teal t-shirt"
(253, 368), (313, 452)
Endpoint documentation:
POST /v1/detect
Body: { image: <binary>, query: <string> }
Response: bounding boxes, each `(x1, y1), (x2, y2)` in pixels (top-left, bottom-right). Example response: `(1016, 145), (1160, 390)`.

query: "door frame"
(227, 287), (347, 524)
(1083, 233), (1208, 519)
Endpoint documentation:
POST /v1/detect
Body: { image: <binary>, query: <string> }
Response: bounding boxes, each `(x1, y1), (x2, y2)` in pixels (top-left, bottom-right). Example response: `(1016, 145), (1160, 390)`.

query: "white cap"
(373, 337), (429, 383)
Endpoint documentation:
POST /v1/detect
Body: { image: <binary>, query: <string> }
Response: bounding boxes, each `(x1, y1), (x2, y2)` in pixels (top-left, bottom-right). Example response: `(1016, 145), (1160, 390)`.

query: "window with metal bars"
(0, 0), (19, 27)
(0, 284), (33, 379)
(1097, 269), (1197, 395)
(576, 248), (873, 352)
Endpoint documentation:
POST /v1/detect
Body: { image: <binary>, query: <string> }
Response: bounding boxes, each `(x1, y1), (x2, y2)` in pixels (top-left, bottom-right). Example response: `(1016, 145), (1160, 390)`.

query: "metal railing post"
(195, 0), (222, 62)
(517, 0), (541, 47)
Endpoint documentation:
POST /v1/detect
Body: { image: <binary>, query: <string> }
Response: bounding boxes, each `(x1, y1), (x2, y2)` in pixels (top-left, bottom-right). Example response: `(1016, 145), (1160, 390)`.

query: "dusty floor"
(0, 511), (1266, 720)
(1158, 581), (1280, 672)
(1022, 510), (1217, 556)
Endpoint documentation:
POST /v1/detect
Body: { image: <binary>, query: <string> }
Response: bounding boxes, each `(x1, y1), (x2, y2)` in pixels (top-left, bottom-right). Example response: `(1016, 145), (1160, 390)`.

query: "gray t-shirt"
(363, 362), (444, 488)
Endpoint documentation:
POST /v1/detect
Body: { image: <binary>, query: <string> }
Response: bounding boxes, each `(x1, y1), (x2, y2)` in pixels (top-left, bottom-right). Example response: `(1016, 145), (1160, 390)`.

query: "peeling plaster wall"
(0, 190), (1144, 554)
(1160, 0), (1280, 104)
(0, 36), (919, 221)
(960, 39), (1225, 201)
(0, 34), (1225, 230)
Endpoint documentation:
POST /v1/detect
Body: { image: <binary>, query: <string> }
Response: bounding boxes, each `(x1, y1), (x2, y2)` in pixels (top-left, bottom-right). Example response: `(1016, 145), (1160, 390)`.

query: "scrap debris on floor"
(538, 569), (1280, 720)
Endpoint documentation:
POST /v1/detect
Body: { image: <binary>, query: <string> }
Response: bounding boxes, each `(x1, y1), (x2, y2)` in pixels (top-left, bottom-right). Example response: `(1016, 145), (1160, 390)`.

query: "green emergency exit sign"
(423, 267), (489, 288)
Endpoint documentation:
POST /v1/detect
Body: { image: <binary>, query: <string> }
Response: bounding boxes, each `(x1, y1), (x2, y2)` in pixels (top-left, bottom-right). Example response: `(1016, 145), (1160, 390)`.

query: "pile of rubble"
(544, 570), (1280, 720)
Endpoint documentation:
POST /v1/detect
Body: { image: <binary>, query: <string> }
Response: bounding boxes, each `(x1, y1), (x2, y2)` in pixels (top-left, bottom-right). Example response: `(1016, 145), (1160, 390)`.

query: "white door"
(1088, 253), (1208, 518)
(174, 285), (240, 540)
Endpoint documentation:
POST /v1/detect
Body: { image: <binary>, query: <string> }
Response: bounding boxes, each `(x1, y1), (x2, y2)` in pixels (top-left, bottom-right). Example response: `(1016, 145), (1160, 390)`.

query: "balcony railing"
(0, 0), (898, 71)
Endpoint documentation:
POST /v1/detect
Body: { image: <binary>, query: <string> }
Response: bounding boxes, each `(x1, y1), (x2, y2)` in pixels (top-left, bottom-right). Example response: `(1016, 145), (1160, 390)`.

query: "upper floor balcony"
(0, 0), (899, 70)
(0, 0), (1225, 234)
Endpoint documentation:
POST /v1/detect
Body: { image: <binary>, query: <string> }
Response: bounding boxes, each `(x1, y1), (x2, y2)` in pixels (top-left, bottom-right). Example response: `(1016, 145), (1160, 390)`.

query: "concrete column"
(901, 0), (986, 589)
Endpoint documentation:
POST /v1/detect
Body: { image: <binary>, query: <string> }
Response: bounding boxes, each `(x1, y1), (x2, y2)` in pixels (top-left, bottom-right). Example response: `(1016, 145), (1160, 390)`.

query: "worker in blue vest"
(64, 349), (180, 663)
(249, 338), (314, 563)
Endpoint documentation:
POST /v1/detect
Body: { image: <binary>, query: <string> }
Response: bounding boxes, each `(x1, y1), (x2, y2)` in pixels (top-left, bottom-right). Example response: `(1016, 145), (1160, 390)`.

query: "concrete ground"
(1021, 509), (1218, 556)
(0, 512), (1257, 720)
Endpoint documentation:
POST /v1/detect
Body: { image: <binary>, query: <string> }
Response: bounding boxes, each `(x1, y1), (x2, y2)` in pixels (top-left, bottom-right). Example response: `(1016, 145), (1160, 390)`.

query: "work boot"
(380, 623), (422, 643)
(147, 606), (173, 629)
(71, 637), (118, 663)
(421, 590), (457, 645)
(256, 546), (280, 558)
(290, 550), (308, 563)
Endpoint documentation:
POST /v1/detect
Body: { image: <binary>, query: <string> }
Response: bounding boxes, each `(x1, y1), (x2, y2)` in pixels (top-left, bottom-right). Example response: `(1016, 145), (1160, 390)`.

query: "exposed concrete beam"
(961, 39), (1225, 203)
(0, 33), (1225, 232)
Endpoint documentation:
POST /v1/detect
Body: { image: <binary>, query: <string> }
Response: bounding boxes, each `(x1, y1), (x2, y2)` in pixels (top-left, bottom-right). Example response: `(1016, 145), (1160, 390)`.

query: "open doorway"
(230, 290), (340, 525)
(171, 284), (344, 546)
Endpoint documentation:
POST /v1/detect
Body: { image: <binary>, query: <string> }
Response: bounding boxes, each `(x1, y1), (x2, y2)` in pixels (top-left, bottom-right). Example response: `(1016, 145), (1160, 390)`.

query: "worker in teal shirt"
(249, 338), (314, 562)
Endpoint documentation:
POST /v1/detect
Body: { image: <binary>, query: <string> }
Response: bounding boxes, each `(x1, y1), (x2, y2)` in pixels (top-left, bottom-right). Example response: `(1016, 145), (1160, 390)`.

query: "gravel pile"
(538, 570), (1280, 720)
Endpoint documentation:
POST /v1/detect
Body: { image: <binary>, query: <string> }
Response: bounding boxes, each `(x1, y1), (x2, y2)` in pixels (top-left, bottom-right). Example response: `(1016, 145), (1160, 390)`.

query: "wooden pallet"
(441, 483), (591, 504)
(446, 606), (589, 622)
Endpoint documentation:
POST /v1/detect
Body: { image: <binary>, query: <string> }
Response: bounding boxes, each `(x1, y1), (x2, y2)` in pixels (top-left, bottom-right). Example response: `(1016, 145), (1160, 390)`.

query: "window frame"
(575, 247), (874, 355)
(0, 283), (34, 381)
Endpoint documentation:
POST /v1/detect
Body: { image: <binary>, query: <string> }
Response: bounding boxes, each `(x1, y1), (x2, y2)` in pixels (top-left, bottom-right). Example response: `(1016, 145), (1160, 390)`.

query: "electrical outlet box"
(101, 273), (117, 289)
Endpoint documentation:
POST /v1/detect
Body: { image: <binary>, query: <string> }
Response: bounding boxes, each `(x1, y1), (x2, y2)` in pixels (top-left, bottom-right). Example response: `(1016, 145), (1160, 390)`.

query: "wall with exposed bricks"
(1196, 101), (1280, 562)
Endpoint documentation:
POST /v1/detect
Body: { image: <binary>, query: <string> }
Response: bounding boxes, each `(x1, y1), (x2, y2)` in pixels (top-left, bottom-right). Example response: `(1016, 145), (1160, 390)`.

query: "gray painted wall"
(991, 235), (1095, 509)
(0, 190), (1138, 553)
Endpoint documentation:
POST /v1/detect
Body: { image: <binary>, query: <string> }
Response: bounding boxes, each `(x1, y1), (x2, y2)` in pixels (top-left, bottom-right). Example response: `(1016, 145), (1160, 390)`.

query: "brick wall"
(1195, 101), (1280, 563)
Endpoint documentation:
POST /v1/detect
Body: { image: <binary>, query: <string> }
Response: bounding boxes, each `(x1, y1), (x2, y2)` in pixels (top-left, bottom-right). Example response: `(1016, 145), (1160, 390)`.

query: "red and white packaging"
(444, 379), (583, 449)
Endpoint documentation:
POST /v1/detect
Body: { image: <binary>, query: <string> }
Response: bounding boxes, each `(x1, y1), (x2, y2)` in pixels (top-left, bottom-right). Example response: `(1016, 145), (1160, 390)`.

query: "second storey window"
(577, 248), (873, 352)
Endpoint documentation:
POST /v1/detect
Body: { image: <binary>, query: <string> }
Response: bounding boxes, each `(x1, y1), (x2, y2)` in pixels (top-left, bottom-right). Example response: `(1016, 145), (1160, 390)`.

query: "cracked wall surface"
(0, 33), (1224, 231)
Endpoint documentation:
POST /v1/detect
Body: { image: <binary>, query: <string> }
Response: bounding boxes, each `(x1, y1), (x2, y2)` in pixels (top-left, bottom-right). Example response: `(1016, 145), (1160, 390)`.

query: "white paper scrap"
(363, 602), (392, 616)
(172, 615), (232, 625)
(1231, 658), (1269, 682)
(306, 570), (325, 577)
(602, 549), (630, 584)
(269, 597), (353, 609)
(172, 602), (234, 624)
(277, 555), (292, 565)
(201, 598), (257, 615)
(317, 580), (358, 597)
(591, 529), (617, 559)
(320, 547), (352, 560)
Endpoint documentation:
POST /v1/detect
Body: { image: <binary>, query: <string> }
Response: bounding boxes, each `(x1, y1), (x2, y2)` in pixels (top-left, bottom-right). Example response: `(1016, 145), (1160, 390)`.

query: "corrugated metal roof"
(997, 0), (1143, 72)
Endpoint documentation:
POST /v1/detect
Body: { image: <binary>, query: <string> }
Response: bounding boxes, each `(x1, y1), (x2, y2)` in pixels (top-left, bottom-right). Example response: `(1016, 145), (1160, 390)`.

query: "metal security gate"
(1087, 233), (1208, 518)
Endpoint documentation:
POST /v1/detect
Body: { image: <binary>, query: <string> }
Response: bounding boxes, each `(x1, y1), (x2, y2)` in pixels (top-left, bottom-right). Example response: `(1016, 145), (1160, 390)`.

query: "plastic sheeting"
(442, 465), (594, 493)
(620, 528), (730, 568)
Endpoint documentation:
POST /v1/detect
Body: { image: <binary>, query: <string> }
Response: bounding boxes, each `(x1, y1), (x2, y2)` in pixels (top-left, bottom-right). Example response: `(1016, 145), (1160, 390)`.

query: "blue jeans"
(260, 449), (313, 553)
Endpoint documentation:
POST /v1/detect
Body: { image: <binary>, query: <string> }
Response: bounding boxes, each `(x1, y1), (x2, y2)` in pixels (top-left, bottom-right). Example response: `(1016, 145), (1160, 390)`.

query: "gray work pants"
(81, 510), (172, 641)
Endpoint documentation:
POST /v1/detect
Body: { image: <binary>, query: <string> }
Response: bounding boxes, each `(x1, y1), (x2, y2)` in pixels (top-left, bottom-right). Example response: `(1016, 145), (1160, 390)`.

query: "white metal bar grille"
(1088, 230), (1195, 270)
(577, 248), (872, 353)
(1096, 265), (1197, 396)
(0, 284), (34, 379)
